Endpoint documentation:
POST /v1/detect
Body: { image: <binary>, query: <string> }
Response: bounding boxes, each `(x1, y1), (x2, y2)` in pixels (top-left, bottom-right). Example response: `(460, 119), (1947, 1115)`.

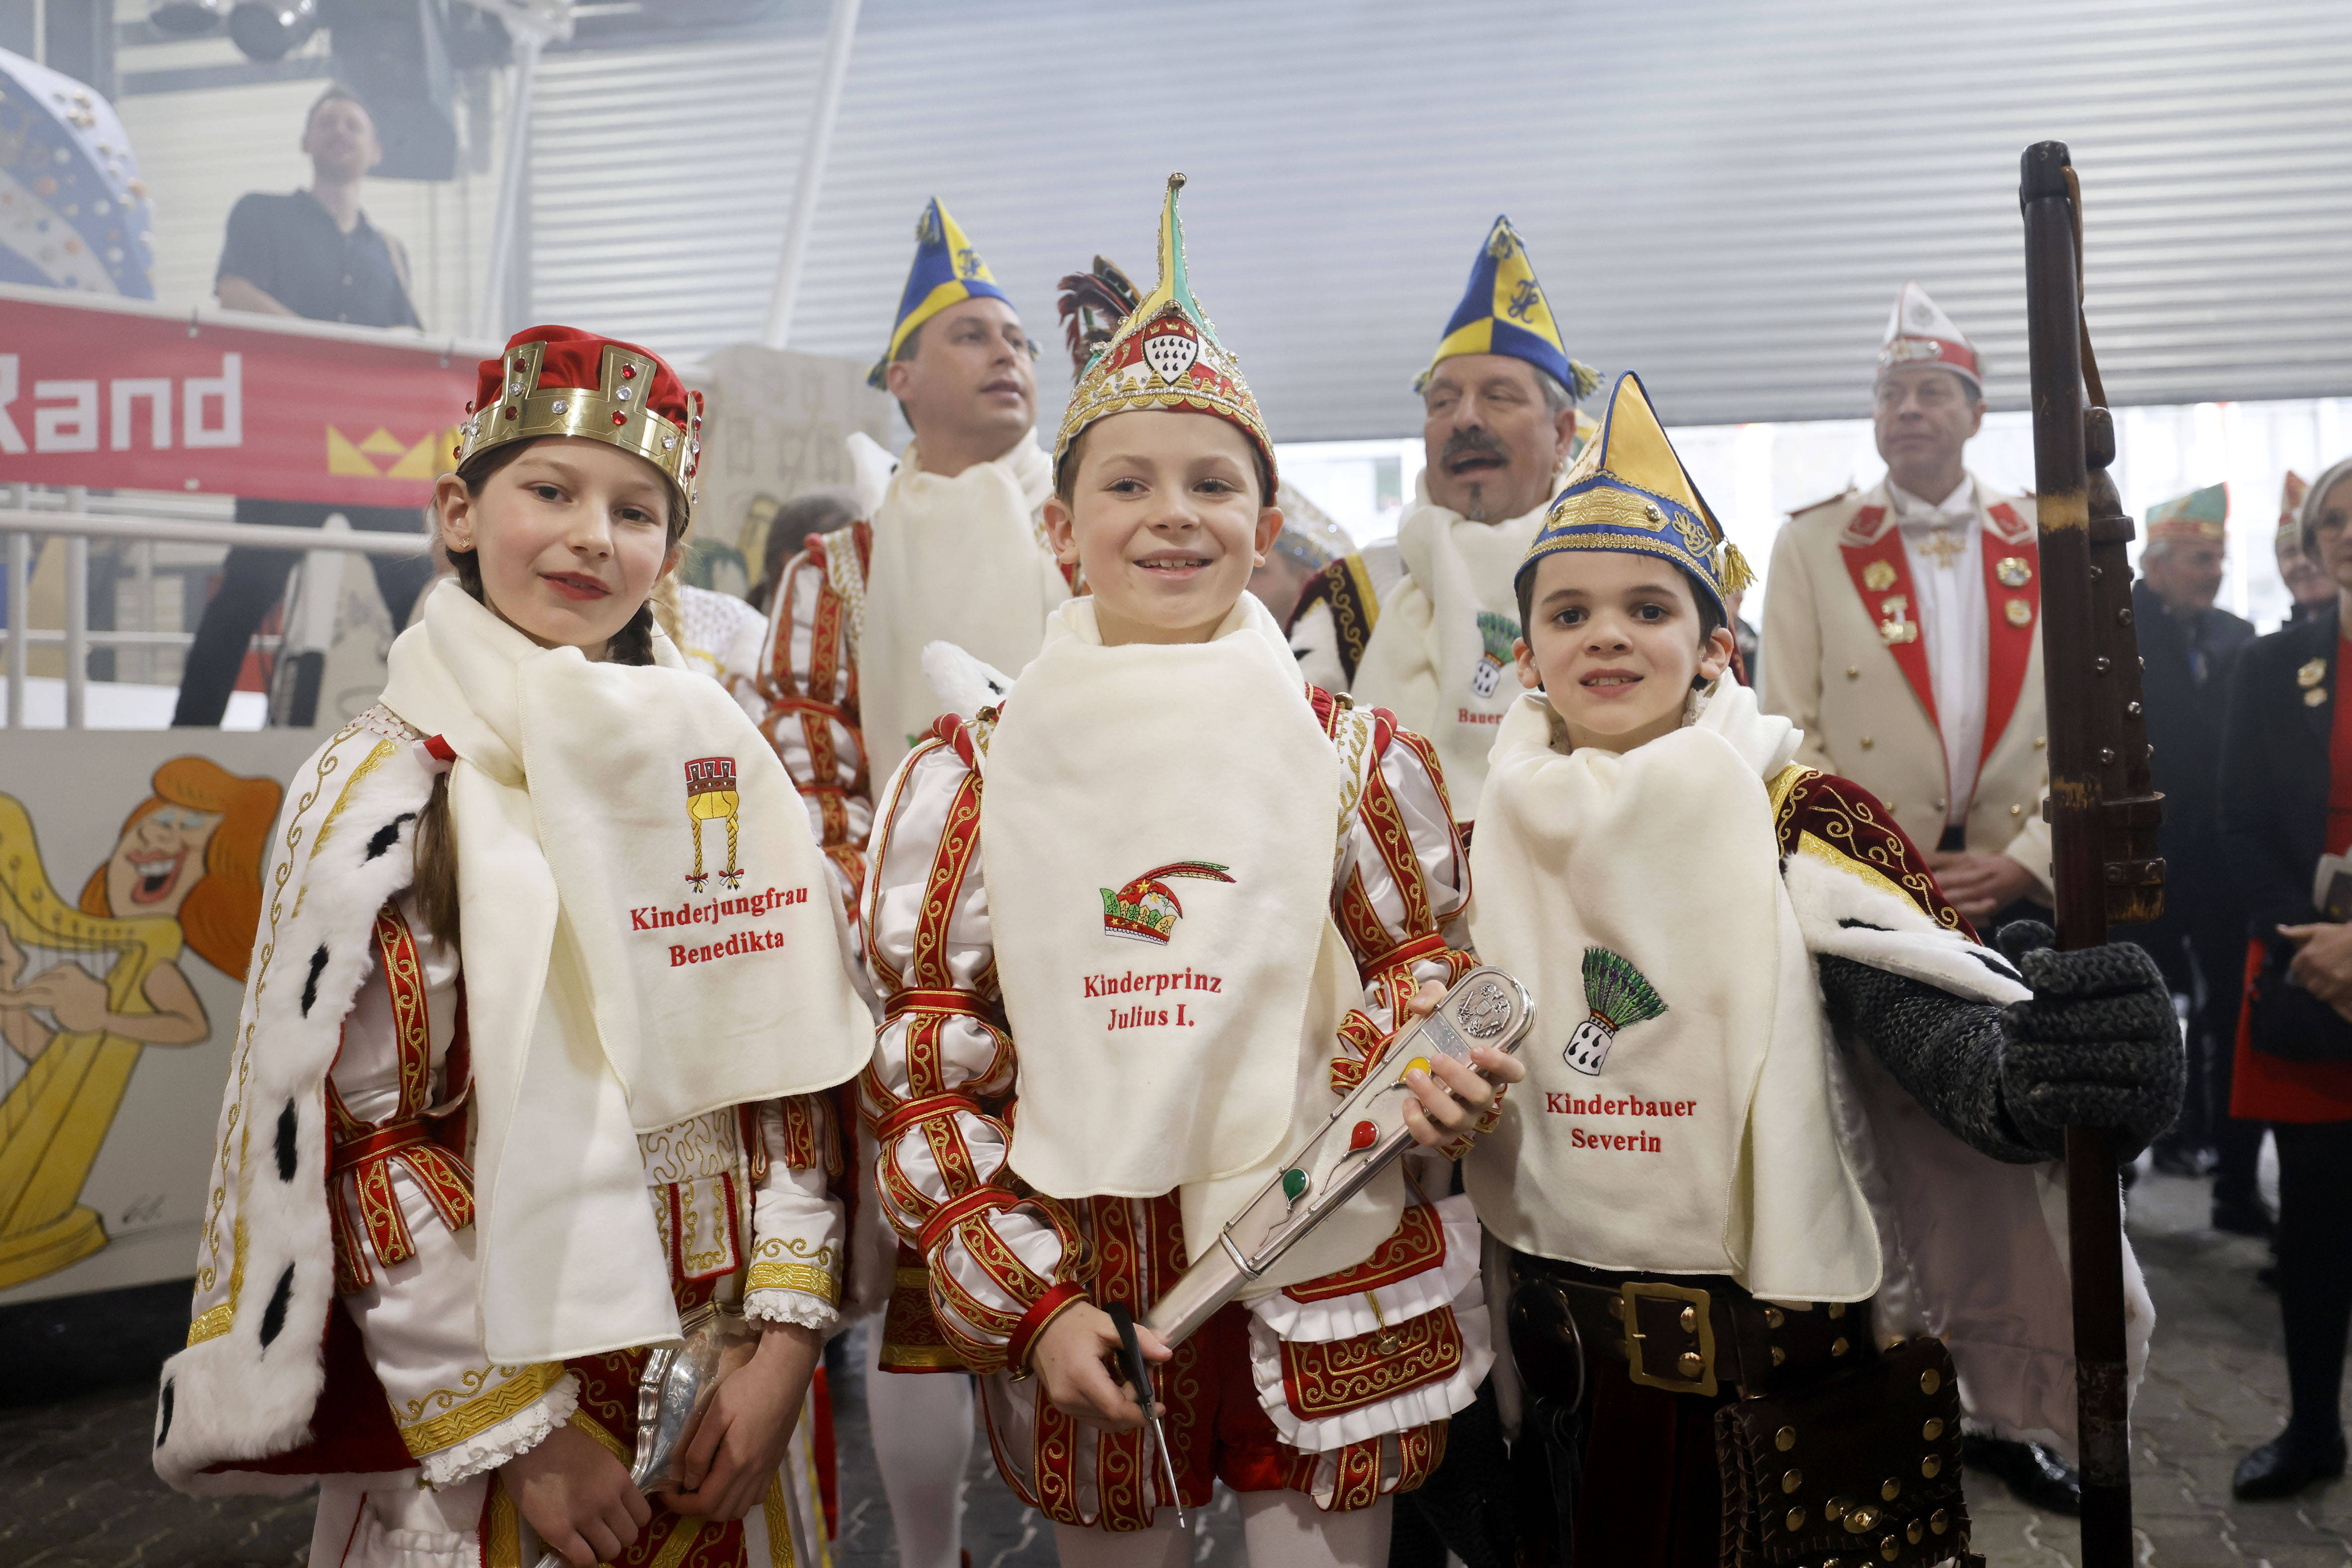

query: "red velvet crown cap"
(457, 324), (704, 523)
(471, 326), (692, 428)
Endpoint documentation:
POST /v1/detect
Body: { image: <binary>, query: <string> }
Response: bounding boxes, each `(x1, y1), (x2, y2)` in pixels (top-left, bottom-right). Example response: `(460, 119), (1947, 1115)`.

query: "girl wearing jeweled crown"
(150, 327), (876, 1568)
(1460, 370), (2184, 1565)
(859, 175), (1526, 1566)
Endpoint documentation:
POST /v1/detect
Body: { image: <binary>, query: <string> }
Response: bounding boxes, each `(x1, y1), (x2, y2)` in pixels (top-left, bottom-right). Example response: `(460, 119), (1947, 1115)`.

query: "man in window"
(172, 84), (431, 726)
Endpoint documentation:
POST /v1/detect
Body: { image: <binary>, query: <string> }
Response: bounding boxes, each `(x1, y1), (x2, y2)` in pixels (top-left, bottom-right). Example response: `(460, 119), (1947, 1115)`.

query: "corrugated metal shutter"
(527, 0), (2352, 439)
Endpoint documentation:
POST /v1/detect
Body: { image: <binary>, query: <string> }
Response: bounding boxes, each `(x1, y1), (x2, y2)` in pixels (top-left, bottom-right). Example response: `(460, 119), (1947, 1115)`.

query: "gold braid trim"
(398, 1362), (568, 1456)
(762, 1473), (797, 1568)
(749, 1259), (841, 1305)
(646, 1520), (703, 1568)
(486, 1481), (522, 1568)
(1767, 763), (1817, 829)
(185, 1304), (234, 1345)
(1795, 830), (1925, 913)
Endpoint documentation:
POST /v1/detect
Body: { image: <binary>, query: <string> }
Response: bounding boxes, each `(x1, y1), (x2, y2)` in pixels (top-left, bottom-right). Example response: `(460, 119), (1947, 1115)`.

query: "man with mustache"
(1761, 284), (2079, 1514)
(1288, 217), (1595, 817)
(744, 197), (1067, 1568)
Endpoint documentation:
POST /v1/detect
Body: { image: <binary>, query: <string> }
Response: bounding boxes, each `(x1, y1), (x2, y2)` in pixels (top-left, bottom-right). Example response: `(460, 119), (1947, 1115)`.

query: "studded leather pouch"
(1715, 1336), (1980, 1568)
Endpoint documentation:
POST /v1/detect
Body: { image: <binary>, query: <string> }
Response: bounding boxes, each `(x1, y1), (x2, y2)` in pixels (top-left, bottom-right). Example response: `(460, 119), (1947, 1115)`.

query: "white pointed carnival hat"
(1878, 280), (1982, 393)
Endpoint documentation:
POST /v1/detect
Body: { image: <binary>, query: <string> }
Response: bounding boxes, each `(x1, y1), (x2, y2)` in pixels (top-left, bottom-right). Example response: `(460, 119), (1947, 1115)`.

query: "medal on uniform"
(1915, 528), (1967, 569)
(1878, 595), (1918, 645)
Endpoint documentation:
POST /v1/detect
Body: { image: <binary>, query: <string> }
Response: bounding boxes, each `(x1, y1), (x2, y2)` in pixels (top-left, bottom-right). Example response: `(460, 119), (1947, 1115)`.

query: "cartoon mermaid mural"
(0, 758), (280, 1289)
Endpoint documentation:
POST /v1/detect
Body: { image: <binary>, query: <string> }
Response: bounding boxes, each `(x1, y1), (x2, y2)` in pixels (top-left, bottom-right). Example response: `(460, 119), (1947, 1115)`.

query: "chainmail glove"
(1994, 920), (2185, 1162)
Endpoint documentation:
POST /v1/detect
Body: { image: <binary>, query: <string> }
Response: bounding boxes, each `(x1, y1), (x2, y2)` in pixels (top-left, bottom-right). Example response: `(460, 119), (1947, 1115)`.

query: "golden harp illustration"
(0, 794), (182, 1290)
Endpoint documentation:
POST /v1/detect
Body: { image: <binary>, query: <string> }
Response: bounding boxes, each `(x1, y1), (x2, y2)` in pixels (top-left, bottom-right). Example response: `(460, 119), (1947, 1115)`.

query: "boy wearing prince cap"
(861, 176), (1522, 1566)
(1462, 372), (2181, 1565)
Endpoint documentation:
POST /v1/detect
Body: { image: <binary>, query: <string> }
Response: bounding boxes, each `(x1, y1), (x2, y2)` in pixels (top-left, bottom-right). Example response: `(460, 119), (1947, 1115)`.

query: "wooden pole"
(2019, 137), (2165, 1568)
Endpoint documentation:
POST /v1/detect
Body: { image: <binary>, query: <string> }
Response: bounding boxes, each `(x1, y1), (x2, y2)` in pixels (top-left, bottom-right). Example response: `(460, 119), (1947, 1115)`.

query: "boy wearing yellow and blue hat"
(1459, 372), (2180, 1565)
(1289, 216), (1598, 818)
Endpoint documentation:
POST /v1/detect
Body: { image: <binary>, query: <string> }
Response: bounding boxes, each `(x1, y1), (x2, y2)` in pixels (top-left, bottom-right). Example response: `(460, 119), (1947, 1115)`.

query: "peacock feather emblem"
(1564, 947), (1667, 1076)
(1100, 861), (1234, 945)
(1472, 610), (1522, 699)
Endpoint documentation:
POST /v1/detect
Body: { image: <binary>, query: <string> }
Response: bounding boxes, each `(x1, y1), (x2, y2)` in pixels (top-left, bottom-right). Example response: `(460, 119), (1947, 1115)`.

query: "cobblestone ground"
(5, 1168), (2347, 1568)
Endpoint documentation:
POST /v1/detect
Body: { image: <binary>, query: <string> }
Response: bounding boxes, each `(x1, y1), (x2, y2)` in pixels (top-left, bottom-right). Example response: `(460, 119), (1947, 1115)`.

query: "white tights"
(861, 1315), (973, 1568)
(1050, 1491), (1392, 1568)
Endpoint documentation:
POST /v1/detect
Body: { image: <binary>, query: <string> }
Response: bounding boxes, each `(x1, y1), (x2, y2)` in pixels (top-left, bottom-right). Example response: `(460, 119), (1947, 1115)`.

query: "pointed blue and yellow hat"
(1414, 216), (1598, 399)
(869, 198), (1017, 389)
(1517, 371), (1754, 616)
(1053, 173), (1275, 489)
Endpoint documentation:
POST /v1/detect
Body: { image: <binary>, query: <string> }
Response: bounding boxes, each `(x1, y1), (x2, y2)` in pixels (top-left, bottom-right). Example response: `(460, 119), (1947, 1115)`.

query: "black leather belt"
(1510, 1254), (1877, 1401)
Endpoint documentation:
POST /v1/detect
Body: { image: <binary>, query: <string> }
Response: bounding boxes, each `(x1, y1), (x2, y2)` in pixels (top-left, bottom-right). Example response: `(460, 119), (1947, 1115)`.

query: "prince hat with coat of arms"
(1518, 370), (1754, 618)
(1054, 173), (1276, 490)
(869, 197), (1018, 389)
(1415, 215), (1599, 401)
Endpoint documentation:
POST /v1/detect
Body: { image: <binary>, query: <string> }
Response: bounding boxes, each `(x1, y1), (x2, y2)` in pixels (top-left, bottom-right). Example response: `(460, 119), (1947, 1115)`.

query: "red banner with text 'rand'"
(0, 286), (488, 507)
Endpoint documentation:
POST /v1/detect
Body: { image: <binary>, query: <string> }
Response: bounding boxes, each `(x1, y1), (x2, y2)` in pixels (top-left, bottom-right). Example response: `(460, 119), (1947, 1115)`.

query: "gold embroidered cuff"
(398, 1362), (568, 1457)
(747, 1259), (841, 1305)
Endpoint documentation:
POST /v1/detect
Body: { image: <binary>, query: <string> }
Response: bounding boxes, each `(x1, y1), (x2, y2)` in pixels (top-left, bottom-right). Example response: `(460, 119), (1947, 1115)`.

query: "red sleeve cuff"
(1007, 1281), (1088, 1373)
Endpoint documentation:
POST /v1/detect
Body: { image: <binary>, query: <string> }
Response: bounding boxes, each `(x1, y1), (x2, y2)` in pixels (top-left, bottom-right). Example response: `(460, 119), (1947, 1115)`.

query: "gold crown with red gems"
(454, 328), (704, 523)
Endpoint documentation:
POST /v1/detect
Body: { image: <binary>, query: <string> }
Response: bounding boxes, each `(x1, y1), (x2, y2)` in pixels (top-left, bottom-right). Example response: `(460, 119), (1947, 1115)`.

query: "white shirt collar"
(1888, 474), (1977, 524)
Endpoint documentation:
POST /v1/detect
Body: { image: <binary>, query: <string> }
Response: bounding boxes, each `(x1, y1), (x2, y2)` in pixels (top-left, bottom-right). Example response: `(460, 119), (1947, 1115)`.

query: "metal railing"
(2, 494), (432, 729)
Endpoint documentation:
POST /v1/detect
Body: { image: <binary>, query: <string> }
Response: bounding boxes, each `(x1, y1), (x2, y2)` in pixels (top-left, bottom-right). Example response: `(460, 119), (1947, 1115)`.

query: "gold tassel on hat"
(1719, 542), (1757, 597)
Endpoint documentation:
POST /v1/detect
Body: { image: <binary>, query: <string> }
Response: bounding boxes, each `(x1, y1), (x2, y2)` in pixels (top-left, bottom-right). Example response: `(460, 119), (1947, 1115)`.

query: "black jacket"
(2217, 603), (2340, 936)
(2135, 579), (2254, 849)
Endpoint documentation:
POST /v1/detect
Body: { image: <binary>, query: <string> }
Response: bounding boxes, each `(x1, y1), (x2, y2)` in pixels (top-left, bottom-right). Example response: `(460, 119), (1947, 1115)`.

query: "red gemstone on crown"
(612, 411), (626, 426)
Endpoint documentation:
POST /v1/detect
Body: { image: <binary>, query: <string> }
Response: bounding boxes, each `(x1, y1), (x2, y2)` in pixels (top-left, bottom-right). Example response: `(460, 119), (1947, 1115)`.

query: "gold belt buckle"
(1621, 1280), (1718, 1398)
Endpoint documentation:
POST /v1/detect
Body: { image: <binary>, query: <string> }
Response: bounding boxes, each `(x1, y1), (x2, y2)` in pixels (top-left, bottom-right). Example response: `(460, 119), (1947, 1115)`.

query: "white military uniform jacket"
(1761, 476), (2052, 889)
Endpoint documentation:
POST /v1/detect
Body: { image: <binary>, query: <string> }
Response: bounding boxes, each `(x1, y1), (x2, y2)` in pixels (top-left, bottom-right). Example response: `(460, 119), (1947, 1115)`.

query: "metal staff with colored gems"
(1140, 966), (1535, 1346)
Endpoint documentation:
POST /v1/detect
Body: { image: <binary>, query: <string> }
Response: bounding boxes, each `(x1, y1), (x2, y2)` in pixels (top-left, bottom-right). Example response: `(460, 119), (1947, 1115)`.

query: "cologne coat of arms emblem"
(1143, 321), (1201, 385)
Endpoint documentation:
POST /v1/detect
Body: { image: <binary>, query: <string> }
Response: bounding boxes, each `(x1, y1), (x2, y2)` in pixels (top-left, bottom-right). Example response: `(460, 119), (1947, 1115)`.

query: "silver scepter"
(1142, 965), (1534, 1346)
